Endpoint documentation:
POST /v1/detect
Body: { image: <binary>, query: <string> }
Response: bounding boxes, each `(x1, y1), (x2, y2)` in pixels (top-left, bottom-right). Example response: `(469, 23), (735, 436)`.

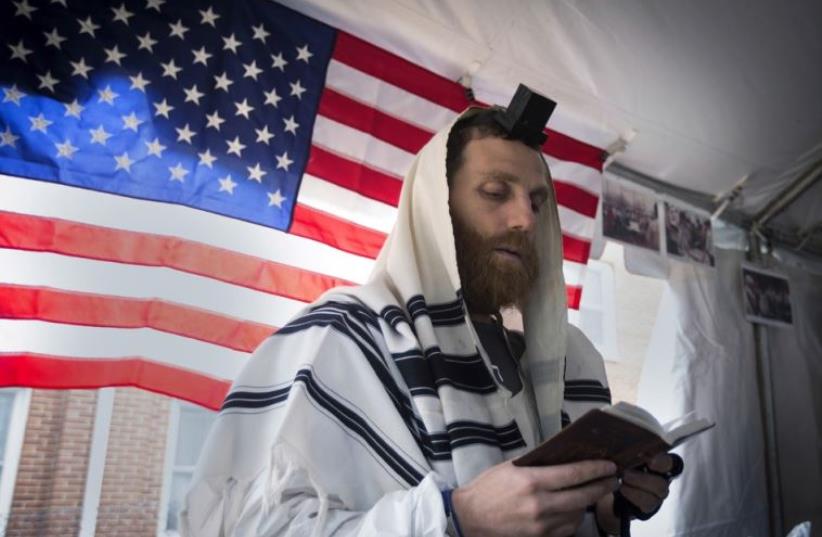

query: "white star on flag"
(114, 152), (134, 171)
(222, 34), (241, 53)
(3, 85), (25, 106)
(70, 58), (93, 79)
(176, 124), (196, 144)
(267, 189), (286, 208)
(29, 114), (52, 133)
(234, 99), (254, 119)
(145, 0), (164, 12)
(8, 40), (32, 62)
(214, 73), (233, 92)
(169, 19), (189, 39)
(78, 16), (100, 37)
(198, 149), (217, 168)
(226, 136), (246, 157)
(137, 32), (157, 52)
(129, 72), (150, 92)
(205, 111), (225, 131)
(90, 125), (112, 145)
(184, 85), (205, 105)
(296, 44), (313, 63)
(153, 99), (174, 119)
(289, 80), (306, 99)
(98, 85), (119, 105)
(199, 7), (220, 27)
(246, 163), (266, 182)
(255, 126), (274, 145)
(168, 163), (189, 182)
(122, 112), (143, 131)
(218, 174), (237, 194)
(43, 28), (66, 49)
(161, 59), (182, 79)
(104, 45), (126, 65)
(111, 4), (134, 25)
(37, 71), (59, 93)
(275, 151), (293, 171)
(243, 61), (262, 80)
(0, 127), (19, 148)
(252, 24), (270, 42)
(55, 139), (78, 159)
(145, 138), (166, 157)
(64, 100), (84, 119)
(264, 89), (281, 108)
(283, 115), (299, 135)
(271, 52), (287, 71)
(14, 0), (37, 19)
(192, 47), (212, 66)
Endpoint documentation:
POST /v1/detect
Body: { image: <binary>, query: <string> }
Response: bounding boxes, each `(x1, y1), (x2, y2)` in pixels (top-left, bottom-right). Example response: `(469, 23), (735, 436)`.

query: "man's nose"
(507, 196), (537, 233)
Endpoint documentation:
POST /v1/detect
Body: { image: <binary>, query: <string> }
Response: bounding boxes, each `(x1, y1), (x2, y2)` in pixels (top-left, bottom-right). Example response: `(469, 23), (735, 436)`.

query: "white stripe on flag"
(0, 320), (249, 381)
(0, 174), (374, 284)
(297, 174), (397, 234)
(325, 60), (456, 133)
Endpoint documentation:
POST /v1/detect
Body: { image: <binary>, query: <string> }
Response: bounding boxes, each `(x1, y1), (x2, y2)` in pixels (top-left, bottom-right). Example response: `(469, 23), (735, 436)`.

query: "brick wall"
(6, 389), (96, 536)
(95, 388), (170, 537)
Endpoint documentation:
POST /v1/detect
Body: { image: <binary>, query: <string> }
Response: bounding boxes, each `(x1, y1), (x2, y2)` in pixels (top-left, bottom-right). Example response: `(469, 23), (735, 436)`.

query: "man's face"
(448, 136), (551, 314)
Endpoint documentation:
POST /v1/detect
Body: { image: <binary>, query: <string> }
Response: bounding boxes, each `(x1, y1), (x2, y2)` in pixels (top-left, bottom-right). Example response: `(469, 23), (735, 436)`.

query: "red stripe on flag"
(542, 131), (605, 172)
(553, 180), (599, 218)
(566, 285), (583, 310)
(0, 285), (274, 353)
(562, 233), (592, 264)
(306, 146), (402, 207)
(0, 211), (350, 303)
(0, 353), (231, 410)
(319, 89), (433, 154)
(290, 203), (387, 259)
(333, 32), (470, 113)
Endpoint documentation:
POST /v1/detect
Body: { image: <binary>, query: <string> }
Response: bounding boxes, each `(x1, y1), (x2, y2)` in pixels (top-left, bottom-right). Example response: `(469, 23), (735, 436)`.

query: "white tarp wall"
(632, 247), (822, 536)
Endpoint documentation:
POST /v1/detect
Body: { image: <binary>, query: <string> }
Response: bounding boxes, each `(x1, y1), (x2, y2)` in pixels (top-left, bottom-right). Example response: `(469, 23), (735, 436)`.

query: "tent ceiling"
(280, 0), (822, 256)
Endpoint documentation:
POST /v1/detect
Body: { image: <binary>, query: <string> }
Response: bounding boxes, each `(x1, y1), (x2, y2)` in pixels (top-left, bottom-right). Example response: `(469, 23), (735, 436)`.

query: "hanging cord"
(612, 454), (684, 536)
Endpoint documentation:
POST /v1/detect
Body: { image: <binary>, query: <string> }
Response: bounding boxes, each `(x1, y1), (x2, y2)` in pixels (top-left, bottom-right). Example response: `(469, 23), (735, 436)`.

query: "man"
(181, 103), (675, 536)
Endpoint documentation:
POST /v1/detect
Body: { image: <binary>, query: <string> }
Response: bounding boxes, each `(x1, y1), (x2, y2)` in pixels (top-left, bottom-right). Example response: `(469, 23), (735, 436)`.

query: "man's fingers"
(620, 484), (662, 514)
(647, 453), (674, 474)
(543, 476), (619, 512)
(623, 470), (669, 500)
(529, 460), (617, 491)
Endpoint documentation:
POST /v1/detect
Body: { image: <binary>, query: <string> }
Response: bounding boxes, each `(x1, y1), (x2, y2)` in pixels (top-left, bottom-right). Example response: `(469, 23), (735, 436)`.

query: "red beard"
(452, 215), (539, 314)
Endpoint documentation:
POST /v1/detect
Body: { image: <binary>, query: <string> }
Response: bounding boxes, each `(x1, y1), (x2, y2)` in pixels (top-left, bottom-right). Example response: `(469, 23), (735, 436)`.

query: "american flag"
(0, 0), (605, 410)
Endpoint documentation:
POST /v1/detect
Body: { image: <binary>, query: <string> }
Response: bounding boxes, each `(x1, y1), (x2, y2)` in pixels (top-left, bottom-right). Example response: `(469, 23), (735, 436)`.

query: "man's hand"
(451, 459), (619, 537)
(595, 453), (676, 534)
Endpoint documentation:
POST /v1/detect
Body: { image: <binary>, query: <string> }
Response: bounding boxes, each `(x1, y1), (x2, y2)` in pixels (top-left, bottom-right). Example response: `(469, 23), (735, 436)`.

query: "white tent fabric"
(633, 248), (822, 535)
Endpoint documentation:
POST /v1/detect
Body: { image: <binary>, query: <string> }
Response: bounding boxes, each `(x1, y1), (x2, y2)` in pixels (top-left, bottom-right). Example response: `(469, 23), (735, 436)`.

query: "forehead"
(458, 136), (549, 188)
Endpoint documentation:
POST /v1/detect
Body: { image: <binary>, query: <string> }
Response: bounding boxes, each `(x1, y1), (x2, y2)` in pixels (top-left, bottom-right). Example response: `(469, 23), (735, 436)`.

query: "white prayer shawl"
(181, 110), (610, 536)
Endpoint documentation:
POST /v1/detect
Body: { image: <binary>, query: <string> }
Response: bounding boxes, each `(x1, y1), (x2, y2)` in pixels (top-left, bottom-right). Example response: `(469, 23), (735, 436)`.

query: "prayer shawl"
(181, 110), (610, 536)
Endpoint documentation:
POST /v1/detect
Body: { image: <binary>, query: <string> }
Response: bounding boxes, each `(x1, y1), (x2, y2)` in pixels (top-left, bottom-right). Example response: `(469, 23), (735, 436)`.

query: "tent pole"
(747, 233), (785, 537)
(753, 158), (822, 228)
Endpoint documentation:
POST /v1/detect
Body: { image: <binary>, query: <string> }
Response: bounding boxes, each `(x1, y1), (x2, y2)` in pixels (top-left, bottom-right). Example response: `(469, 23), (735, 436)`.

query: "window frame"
(0, 388), (32, 535)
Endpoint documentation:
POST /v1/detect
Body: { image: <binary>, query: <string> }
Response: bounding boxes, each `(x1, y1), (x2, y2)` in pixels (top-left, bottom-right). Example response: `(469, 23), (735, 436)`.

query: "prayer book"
(514, 402), (715, 470)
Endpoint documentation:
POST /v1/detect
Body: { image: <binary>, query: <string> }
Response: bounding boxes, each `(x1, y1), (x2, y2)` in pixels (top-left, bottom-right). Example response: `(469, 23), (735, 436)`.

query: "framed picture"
(602, 178), (660, 252)
(741, 264), (793, 327)
(664, 202), (715, 266)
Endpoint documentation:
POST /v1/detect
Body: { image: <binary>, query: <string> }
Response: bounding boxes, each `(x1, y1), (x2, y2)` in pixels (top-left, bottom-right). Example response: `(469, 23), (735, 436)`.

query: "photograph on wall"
(664, 202), (715, 266)
(602, 178), (660, 252)
(741, 264), (793, 327)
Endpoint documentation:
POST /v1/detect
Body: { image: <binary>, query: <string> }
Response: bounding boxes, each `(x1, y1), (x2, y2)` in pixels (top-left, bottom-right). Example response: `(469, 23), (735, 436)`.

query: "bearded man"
(181, 101), (676, 537)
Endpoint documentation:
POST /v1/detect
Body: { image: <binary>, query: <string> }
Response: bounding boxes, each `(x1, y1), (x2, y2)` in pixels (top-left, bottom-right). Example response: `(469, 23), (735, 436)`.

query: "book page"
(602, 401), (664, 436)
(664, 418), (715, 447)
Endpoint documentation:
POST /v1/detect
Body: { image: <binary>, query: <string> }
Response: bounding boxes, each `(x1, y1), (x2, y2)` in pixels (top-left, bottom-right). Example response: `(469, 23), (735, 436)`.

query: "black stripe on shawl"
(222, 386), (291, 410)
(561, 410), (571, 428)
(392, 347), (497, 396)
(406, 294), (466, 327)
(564, 379), (612, 404)
(292, 368), (425, 486)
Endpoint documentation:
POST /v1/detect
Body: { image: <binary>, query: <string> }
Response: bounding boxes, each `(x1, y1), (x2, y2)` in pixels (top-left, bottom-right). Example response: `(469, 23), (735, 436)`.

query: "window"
(0, 389), (31, 535)
(577, 259), (620, 361)
(159, 401), (217, 536)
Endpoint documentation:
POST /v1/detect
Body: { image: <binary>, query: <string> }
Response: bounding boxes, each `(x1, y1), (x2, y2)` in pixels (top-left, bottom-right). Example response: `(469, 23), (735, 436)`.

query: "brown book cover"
(513, 409), (672, 471)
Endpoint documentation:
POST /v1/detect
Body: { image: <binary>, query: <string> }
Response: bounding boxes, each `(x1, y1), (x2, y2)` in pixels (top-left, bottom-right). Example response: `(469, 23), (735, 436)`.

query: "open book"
(513, 402), (715, 470)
